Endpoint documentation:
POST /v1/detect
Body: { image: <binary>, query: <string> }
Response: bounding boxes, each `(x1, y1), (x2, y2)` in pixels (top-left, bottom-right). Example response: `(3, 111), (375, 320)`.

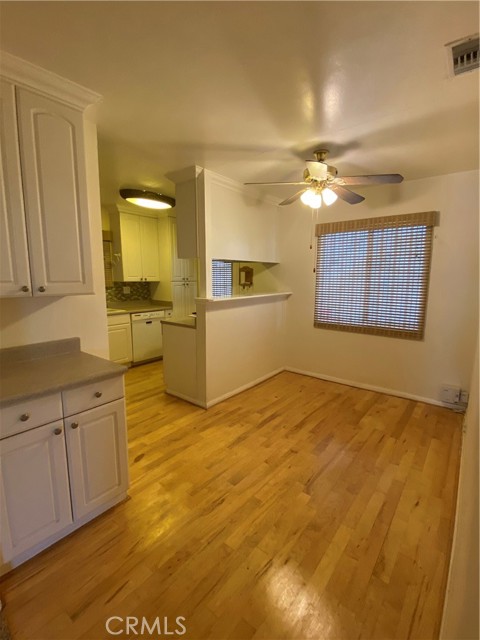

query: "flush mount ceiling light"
(119, 189), (175, 210)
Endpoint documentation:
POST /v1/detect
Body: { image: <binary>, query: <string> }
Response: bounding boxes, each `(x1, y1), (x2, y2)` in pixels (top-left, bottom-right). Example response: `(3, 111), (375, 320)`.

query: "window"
(212, 259), (233, 297)
(314, 212), (437, 339)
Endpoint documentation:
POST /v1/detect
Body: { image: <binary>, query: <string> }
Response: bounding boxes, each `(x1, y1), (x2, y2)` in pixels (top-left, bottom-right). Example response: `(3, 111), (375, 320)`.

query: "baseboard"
(285, 367), (446, 407)
(168, 367), (454, 410)
(165, 388), (207, 409)
(205, 368), (285, 408)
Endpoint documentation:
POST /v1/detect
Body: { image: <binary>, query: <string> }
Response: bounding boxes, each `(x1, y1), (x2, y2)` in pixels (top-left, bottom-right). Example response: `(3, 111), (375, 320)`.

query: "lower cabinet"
(65, 399), (128, 520)
(0, 375), (129, 572)
(0, 420), (72, 561)
(107, 313), (132, 364)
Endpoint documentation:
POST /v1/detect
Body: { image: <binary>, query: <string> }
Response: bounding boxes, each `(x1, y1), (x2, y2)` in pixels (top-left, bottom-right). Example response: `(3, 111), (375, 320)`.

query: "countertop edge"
(0, 353), (127, 408)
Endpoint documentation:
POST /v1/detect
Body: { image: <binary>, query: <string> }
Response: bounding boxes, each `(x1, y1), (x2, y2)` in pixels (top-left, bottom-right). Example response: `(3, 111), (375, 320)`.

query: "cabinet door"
(184, 280), (197, 315)
(171, 281), (197, 318)
(170, 218), (186, 280)
(0, 421), (72, 562)
(119, 212), (143, 281)
(0, 80), (32, 297)
(140, 216), (160, 281)
(65, 399), (129, 520)
(108, 323), (133, 364)
(171, 281), (186, 317)
(170, 218), (196, 282)
(16, 87), (93, 296)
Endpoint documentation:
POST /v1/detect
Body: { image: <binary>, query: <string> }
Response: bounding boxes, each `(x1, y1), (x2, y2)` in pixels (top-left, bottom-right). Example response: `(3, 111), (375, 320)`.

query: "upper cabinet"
(109, 208), (161, 282)
(0, 55), (100, 298)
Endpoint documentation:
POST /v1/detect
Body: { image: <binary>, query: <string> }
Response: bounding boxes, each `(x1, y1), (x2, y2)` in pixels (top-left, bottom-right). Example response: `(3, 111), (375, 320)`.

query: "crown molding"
(0, 51), (101, 110)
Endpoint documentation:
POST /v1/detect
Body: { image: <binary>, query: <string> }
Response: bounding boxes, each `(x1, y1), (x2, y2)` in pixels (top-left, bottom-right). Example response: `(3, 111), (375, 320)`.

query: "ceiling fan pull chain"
(310, 208), (314, 249)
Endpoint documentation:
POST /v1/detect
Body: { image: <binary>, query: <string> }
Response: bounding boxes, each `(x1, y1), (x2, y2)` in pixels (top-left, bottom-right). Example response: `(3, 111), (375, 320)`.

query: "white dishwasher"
(131, 310), (165, 363)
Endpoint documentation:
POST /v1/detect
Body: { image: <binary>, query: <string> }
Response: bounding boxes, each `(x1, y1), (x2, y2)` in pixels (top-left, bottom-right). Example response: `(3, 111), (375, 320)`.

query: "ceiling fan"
(245, 149), (404, 208)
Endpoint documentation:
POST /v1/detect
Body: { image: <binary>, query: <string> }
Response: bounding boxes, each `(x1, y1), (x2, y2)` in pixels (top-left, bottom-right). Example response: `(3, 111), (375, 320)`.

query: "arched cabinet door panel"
(15, 87), (93, 296)
(0, 80), (31, 297)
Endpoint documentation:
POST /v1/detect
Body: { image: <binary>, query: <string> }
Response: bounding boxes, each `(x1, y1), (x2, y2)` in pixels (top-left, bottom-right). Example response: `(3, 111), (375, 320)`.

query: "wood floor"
(0, 363), (463, 640)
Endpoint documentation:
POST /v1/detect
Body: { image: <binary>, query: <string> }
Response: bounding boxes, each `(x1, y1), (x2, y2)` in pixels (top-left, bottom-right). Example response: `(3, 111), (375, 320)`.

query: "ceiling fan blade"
(279, 189), (307, 206)
(244, 181), (308, 186)
(338, 174), (404, 186)
(305, 161), (328, 181)
(332, 185), (365, 205)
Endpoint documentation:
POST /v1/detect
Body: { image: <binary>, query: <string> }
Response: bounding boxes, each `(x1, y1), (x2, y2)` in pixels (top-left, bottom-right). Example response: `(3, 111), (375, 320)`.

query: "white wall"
(0, 116), (109, 358)
(276, 170), (479, 404)
(203, 297), (287, 406)
(441, 339), (479, 639)
(203, 171), (279, 297)
(192, 169), (287, 406)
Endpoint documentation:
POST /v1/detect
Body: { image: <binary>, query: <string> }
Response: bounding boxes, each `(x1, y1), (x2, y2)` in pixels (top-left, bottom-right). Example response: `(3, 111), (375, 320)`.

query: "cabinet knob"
(71, 422), (79, 429)
(94, 391), (103, 398)
(53, 427), (62, 435)
(38, 286), (46, 293)
(20, 413), (30, 422)
(21, 285), (30, 293)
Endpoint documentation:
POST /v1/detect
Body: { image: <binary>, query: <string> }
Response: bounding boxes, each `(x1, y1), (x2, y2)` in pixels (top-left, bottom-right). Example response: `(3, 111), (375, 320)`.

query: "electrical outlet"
(440, 385), (461, 404)
(123, 286), (130, 294)
(460, 390), (469, 404)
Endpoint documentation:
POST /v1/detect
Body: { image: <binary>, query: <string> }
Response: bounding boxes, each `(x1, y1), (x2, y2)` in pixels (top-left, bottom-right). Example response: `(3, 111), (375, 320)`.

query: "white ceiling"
(1, 1), (478, 206)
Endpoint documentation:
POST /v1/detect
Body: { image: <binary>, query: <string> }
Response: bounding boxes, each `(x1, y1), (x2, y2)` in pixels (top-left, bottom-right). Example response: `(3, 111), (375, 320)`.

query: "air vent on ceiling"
(449, 35), (479, 76)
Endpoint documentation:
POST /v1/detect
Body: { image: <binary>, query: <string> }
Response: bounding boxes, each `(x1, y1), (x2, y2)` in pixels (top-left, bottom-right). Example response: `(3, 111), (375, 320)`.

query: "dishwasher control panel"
(131, 310), (166, 321)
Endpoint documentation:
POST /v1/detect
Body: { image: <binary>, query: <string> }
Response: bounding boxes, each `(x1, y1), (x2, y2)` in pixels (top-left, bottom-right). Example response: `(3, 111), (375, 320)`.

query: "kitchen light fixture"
(119, 188), (175, 210)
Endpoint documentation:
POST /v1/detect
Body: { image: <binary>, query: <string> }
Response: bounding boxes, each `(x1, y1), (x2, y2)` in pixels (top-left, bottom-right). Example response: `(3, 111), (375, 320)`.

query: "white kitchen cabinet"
(155, 216), (197, 317)
(168, 165), (203, 259)
(0, 79), (94, 297)
(0, 374), (128, 573)
(64, 399), (129, 521)
(0, 80), (31, 297)
(0, 420), (73, 562)
(107, 313), (132, 364)
(110, 208), (160, 282)
(172, 280), (197, 319)
(170, 217), (197, 281)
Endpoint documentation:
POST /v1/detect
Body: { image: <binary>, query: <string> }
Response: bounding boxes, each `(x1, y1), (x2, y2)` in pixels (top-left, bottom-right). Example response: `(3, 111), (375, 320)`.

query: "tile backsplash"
(106, 282), (151, 303)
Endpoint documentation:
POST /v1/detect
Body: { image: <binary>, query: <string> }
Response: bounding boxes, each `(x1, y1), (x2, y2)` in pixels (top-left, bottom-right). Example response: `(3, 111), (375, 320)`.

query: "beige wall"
(203, 297), (287, 405)
(441, 339), (479, 639)
(198, 170), (286, 406)
(0, 117), (109, 358)
(277, 170), (479, 404)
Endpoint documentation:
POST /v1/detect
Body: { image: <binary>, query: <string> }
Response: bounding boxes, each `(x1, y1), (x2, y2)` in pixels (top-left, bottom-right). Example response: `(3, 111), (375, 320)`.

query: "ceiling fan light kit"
(245, 149), (404, 209)
(119, 188), (176, 210)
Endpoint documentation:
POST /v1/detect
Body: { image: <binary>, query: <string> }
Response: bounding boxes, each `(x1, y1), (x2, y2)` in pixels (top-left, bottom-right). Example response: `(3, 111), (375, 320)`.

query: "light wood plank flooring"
(0, 363), (463, 639)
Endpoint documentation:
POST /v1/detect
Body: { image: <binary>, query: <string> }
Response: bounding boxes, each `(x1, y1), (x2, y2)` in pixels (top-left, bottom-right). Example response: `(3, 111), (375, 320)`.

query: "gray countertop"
(106, 300), (173, 315)
(0, 338), (126, 407)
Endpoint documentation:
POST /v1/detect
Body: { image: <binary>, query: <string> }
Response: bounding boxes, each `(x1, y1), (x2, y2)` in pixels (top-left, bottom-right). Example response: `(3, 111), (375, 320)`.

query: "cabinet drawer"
(0, 392), (63, 439)
(62, 376), (124, 416)
(107, 314), (131, 327)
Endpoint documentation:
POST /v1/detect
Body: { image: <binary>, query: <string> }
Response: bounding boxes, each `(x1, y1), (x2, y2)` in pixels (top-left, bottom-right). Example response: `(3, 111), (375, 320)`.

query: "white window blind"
(314, 212), (437, 340)
(212, 260), (233, 297)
